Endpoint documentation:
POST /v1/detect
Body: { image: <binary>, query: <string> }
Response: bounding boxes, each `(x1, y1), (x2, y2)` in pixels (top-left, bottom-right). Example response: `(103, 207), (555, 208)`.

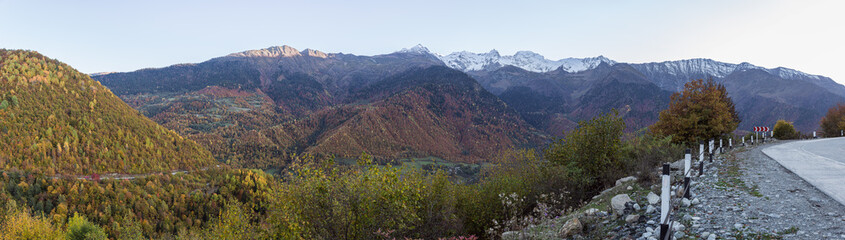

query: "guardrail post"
(660, 163), (671, 240)
(684, 149), (692, 198)
(709, 139), (714, 162)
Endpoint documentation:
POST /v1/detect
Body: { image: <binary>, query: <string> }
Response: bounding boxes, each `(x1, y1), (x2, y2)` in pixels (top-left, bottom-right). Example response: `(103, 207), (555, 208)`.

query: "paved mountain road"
(763, 138), (845, 206)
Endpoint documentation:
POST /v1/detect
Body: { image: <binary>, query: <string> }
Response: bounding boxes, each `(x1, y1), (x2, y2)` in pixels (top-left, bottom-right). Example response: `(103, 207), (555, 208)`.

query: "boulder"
(647, 192), (660, 205)
(610, 194), (633, 215)
(616, 176), (637, 186)
(558, 217), (582, 238)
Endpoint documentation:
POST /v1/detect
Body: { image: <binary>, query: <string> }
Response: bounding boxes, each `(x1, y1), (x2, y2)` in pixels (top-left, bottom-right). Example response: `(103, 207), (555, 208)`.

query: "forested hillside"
(94, 47), (546, 168)
(0, 50), (214, 174)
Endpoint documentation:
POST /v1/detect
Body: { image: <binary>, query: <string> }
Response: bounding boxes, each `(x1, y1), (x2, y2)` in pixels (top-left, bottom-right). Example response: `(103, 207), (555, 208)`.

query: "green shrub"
(773, 120), (798, 139)
(545, 110), (626, 187)
(622, 131), (684, 183)
(66, 212), (107, 240)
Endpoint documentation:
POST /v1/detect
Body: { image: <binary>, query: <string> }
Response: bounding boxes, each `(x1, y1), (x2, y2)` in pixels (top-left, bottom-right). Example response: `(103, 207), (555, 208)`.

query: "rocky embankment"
(505, 141), (845, 239)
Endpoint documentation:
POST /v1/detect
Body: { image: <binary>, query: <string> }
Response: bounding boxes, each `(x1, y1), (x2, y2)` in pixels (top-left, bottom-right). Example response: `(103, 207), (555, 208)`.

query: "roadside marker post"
(699, 141), (705, 162)
(719, 139), (723, 154)
(660, 164), (671, 240)
(813, 131), (817, 139)
(709, 139), (714, 162)
(729, 138), (732, 150)
(684, 149), (692, 198)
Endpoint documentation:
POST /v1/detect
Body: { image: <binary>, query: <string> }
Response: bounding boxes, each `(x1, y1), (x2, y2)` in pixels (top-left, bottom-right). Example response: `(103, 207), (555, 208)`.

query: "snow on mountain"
(397, 44), (432, 54)
(435, 48), (616, 73)
(631, 58), (823, 80)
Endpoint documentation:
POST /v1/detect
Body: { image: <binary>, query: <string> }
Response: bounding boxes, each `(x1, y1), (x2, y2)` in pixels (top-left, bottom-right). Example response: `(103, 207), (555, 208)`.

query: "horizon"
(2, 0), (844, 84)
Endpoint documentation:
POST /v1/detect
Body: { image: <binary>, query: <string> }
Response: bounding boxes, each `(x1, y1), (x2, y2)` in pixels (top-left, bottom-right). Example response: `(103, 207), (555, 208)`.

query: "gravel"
(691, 141), (845, 239)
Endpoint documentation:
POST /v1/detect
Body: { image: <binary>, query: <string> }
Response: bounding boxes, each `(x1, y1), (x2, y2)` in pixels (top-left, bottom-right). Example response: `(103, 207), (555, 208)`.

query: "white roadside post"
(813, 131), (817, 139)
(660, 164), (671, 240)
(742, 136), (745, 146)
(684, 149), (691, 198)
(709, 139), (714, 162)
(719, 138), (723, 154)
(699, 141), (705, 162)
(729, 138), (733, 150)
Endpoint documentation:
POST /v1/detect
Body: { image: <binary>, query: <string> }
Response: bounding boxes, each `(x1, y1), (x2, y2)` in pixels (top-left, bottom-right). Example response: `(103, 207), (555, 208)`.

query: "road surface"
(762, 138), (845, 207)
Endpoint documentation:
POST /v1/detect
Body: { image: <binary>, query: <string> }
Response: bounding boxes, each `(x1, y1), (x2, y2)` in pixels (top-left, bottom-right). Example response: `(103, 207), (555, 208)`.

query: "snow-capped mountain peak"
(397, 44), (431, 54)
(436, 50), (615, 73)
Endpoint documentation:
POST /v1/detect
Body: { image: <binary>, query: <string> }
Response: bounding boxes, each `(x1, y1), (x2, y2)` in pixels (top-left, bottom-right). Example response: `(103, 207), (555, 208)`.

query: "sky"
(2, 0), (844, 83)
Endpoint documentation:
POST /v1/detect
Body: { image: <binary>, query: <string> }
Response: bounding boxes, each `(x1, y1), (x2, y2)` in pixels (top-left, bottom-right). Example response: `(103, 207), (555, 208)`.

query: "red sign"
(754, 127), (770, 132)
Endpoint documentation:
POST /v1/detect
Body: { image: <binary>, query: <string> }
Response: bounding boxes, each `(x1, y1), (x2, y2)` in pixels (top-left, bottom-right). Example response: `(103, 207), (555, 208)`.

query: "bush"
(820, 103), (845, 137)
(0, 200), (64, 240)
(545, 110), (626, 187)
(66, 212), (107, 240)
(266, 153), (460, 240)
(622, 131), (684, 183)
(773, 120), (798, 139)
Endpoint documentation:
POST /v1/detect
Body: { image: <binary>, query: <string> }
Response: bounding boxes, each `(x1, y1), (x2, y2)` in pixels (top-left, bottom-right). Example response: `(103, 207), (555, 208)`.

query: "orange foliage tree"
(651, 79), (740, 145)
(820, 103), (845, 137)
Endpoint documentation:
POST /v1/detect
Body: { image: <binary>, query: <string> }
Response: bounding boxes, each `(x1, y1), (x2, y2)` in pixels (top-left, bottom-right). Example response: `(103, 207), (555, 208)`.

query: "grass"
(713, 151), (763, 197)
(731, 229), (784, 240)
(777, 226), (799, 235)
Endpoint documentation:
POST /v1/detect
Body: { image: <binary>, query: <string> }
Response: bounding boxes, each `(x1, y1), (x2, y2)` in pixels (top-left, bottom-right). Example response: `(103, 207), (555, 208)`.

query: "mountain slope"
(281, 66), (545, 162)
(0, 49), (214, 174)
(446, 49), (844, 133)
(470, 63), (672, 135)
(94, 46), (544, 166)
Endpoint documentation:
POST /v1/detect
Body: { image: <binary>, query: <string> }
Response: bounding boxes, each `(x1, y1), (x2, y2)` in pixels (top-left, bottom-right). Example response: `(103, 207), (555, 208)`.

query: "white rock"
(626, 186), (633, 190)
(646, 205), (656, 214)
(625, 214), (640, 223)
(708, 234), (717, 240)
(633, 203), (641, 211)
(691, 198), (701, 205)
(646, 227), (654, 233)
(585, 208), (599, 215)
(734, 223), (743, 229)
(702, 232), (710, 238)
(610, 194), (633, 215)
(672, 221), (685, 232)
(681, 198), (691, 207)
(647, 220), (656, 225)
(647, 192), (660, 204)
(642, 232), (653, 238)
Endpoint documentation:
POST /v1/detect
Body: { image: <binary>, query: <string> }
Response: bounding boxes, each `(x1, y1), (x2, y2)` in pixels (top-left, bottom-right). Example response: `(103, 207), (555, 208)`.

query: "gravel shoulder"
(693, 141), (845, 239)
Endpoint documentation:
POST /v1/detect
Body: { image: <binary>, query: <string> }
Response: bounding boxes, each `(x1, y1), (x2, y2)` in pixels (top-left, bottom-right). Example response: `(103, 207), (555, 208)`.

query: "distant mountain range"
(92, 44), (844, 166)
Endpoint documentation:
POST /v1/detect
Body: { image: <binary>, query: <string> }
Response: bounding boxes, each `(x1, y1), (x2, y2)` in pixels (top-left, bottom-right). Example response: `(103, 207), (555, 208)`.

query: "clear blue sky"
(2, 0), (844, 83)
